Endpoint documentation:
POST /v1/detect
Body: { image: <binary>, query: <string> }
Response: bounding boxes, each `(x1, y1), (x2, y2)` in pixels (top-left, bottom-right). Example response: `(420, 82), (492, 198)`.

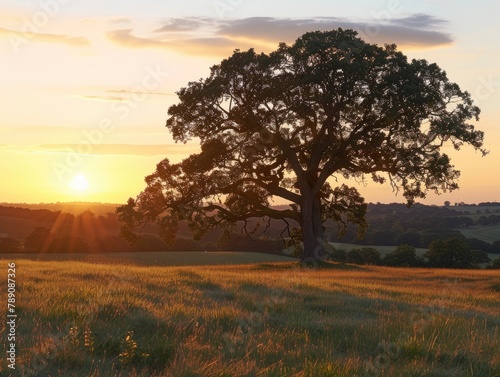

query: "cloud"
(216, 16), (453, 48)
(77, 95), (126, 102)
(108, 17), (132, 25)
(108, 89), (172, 97)
(106, 14), (453, 56)
(1, 126), (171, 135)
(1, 126), (79, 133)
(390, 14), (448, 29)
(216, 17), (338, 43)
(369, 25), (452, 48)
(107, 28), (166, 48)
(76, 89), (172, 102)
(154, 18), (207, 33)
(0, 26), (90, 47)
(35, 144), (200, 157)
(107, 29), (244, 56)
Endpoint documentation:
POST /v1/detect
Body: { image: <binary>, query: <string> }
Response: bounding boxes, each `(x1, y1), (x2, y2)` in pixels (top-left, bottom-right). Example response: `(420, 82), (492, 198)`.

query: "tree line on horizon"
(326, 203), (500, 254)
(0, 203), (499, 269)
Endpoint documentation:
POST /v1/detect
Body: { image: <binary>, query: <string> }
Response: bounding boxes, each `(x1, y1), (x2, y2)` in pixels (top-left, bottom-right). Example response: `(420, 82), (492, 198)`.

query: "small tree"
(24, 226), (54, 252)
(347, 249), (365, 265)
(347, 247), (382, 265)
(471, 249), (491, 265)
(328, 248), (348, 263)
(490, 258), (500, 269)
(424, 237), (476, 268)
(383, 244), (418, 267)
(118, 29), (485, 262)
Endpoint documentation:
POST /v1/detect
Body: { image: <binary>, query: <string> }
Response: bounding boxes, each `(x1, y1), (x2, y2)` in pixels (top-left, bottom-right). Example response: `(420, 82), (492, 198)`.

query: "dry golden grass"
(1, 258), (499, 376)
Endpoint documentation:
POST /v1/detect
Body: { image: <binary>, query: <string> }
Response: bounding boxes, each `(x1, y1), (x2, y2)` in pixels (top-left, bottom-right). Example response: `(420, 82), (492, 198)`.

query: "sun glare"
(70, 174), (89, 192)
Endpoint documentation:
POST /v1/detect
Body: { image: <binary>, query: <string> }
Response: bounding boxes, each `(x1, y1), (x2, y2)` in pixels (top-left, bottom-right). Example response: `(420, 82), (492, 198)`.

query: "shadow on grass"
(489, 283), (500, 292)
(19, 304), (176, 376)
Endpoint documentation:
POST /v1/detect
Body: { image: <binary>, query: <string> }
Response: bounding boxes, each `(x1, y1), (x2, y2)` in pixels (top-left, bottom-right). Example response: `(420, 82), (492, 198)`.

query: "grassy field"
(1, 251), (295, 266)
(457, 225), (500, 243)
(0, 255), (499, 376)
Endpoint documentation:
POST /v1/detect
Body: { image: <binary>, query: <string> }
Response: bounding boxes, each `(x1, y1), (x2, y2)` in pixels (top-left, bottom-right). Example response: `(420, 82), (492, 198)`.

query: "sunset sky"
(1, 0), (499, 205)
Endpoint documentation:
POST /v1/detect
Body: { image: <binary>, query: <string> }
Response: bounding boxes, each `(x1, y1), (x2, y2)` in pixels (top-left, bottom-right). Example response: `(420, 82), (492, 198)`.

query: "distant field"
(330, 242), (429, 256)
(0, 258), (498, 376)
(457, 225), (500, 243)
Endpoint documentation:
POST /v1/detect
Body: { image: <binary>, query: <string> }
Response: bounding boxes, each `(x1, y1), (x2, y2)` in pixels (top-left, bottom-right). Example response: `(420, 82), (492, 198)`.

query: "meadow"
(0, 253), (499, 376)
(457, 225), (500, 244)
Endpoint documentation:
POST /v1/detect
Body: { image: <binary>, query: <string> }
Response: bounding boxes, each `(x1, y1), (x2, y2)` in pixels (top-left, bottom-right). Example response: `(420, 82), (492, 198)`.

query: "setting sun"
(70, 174), (89, 192)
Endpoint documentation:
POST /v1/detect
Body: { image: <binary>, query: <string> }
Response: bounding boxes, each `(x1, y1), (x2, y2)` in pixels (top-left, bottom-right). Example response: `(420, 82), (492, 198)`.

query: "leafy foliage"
(24, 226), (54, 251)
(383, 244), (419, 267)
(347, 247), (382, 265)
(490, 258), (500, 269)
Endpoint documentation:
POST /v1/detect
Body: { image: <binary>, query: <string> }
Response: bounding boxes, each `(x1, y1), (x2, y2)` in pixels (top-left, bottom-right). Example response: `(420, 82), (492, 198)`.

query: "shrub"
(424, 237), (477, 268)
(489, 258), (500, 269)
(328, 248), (347, 263)
(383, 244), (418, 267)
(347, 247), (382, 265)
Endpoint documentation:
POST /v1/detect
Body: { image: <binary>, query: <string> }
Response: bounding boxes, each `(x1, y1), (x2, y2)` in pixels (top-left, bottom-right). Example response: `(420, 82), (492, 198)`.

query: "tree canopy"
(117, 28), (485, 261)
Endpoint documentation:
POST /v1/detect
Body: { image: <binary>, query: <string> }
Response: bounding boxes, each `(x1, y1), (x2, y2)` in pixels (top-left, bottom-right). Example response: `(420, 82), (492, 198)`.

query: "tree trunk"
(300, 191), (324, 263)
(312, 195), (324, 242)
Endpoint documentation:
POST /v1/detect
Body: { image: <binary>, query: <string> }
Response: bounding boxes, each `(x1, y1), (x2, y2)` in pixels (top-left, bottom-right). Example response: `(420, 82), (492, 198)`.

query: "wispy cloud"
(390, 14), (448, 29)
(108, 89), (171, 97)
(154, 18), (208, 33)
(77, 95), (126, 102)
(1, 126), (170, 135)
(216, 16), (453, 48)
(108, 17), (132, 25)
(107, 14), (453, 56)
(76, 90), (172, 102)
(107, 28), (244, 56)
(107, 28), (167, 49)
(0, 26), (90, 47)
(35, 144), (200, 156)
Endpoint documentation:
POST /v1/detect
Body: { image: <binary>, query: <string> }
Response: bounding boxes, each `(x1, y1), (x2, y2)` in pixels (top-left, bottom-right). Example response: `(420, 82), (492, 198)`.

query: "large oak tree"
(117, 29), (485, 262)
